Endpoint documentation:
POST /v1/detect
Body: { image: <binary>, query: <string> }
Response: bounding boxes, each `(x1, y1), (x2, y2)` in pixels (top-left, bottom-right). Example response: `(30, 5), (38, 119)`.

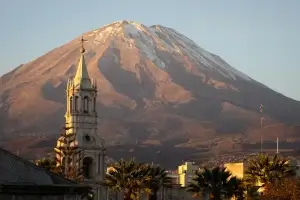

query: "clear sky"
(1, 0), (300, 100)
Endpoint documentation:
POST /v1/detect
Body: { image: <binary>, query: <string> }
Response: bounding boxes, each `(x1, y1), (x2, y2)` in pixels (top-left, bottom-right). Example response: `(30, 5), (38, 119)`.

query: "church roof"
(73, 53), (92, 89)
(0, 147), (76, 185)
(72, 36), (93, 89)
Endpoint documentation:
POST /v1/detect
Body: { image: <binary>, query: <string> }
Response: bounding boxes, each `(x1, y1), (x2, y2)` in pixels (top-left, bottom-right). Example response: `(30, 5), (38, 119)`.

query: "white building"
(55, 36), (106, 200)
(177, 162), (198, 187)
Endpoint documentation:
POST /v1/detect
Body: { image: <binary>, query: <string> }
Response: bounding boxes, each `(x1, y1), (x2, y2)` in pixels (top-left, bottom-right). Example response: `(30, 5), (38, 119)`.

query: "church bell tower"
(55, 36), (106, 200)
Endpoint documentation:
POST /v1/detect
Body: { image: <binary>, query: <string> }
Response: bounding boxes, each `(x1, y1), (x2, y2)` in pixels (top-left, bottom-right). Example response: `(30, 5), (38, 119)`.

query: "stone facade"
(106, 185), (197, 200)
(55, 37), (106, 200)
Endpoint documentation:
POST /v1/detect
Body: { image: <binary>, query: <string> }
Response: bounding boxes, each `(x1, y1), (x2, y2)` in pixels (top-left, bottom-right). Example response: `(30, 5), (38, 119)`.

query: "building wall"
(178, 162), (197, 174)
(0, 194), (83, 200)
(177, 162), (198, 187)
(107, 187), (202, 200)
(224, 162), (244, 179)
(224, 162), (264, 195)
(296, 165), (300, 177)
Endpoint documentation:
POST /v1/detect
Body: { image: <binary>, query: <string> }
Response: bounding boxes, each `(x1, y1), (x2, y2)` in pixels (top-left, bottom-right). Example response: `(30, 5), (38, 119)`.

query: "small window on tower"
(83, 134), (94, 143)
(83, 157), (93, 179)
(70, 96), (73, 111)
(84, 135), (91, 142)
(93, 97), (96, 112)
(84, 96), (89, 113)
(74, 96), (79, 111)
(61, 157), (66, 168)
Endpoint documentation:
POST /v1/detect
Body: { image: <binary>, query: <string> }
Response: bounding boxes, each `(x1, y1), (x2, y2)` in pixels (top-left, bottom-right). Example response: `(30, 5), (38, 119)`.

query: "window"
(74, 96), (79, 111)
(98, 154), (100, 173)
(61, 157), (66, 169)
(83, 134), (94, 144)
(84, 96), (89, 113)
(83, 157), (93, 179)
(70, 96), (73, 111)
(85, 135), (91, 142)
(93, 97), (96, 112)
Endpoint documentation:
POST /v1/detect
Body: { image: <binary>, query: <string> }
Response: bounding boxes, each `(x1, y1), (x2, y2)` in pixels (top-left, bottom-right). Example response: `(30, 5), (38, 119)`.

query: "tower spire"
(58, 34), (105, 200)
(73, 36), (92, 89)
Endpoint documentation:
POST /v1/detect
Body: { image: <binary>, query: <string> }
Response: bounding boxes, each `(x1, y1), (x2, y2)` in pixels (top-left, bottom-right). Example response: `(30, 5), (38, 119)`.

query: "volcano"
(1, 20), (300, 155)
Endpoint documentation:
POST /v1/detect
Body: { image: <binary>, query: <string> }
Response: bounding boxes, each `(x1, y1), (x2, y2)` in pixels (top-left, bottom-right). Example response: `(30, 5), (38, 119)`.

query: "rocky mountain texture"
(1, 21), (300, 152)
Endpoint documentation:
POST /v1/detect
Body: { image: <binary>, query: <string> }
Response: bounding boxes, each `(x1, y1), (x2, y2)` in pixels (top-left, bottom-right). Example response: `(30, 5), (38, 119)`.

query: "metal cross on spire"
(80, 36), (88, 54)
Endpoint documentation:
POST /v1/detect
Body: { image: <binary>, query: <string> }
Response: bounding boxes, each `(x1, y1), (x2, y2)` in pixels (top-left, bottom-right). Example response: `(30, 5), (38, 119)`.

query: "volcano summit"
(1, 21), (300, 153)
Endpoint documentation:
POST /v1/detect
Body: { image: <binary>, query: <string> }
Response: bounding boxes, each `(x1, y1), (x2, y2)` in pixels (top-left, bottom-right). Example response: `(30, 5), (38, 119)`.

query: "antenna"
(276, 137), (279, 154)
(260, 104), (264, 153)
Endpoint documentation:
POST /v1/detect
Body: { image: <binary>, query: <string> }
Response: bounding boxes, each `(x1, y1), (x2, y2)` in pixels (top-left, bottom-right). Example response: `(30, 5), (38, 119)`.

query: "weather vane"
(80, 36), (88, 54)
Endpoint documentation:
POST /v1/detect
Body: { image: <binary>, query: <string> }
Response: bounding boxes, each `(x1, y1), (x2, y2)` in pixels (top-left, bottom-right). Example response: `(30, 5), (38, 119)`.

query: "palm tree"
(228, 177), (259, 200)
(103, 158), (148, 200)
(144, 164), (172, 200)
(186, 166), (238, 200)
(260, 177), (300, 200)
(241, 175), (260, 200)
(227, 177), (245, 200)
(245, 153), (296, 190)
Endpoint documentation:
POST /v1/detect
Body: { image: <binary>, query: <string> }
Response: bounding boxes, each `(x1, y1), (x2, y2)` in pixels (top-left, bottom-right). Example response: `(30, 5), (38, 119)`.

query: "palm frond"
(186, 166), (238, 199)
(245, 153), (297, 188)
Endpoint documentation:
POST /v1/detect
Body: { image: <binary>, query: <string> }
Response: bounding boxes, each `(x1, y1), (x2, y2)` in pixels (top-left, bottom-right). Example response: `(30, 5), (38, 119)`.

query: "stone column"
(79, 95), (82, 112)
(100, 149), (105, 181)
(93, 96), (96, 112)
(160, 186), (164, 200)
(97, 153), (101, 174)
(97, 187), (101, 200)
(70, 95), (74, 113)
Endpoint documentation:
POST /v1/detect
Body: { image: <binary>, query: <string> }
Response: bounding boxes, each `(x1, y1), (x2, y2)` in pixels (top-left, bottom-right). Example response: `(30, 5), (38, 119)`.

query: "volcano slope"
(1, 20), (300, 161)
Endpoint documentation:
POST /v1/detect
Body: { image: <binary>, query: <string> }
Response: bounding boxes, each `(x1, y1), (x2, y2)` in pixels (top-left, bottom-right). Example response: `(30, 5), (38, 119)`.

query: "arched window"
(84, 96), (89, 113)
(74, 96), (79, 111)
(83, 157), (93, 179)
(97, 154), (101, 173)
(70, 96), (73, 112)
(61, 157), (66, 169)
(93, 97), (96, 112)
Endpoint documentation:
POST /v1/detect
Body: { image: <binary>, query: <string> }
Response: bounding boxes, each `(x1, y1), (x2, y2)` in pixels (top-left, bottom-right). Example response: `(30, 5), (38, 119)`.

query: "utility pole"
(276, 137), (279, 154)
(260, 104), (264, 153)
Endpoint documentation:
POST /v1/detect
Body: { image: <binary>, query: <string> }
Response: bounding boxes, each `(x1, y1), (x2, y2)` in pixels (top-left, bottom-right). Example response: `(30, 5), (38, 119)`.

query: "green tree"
(186, 166), (239, 200)
(260, 178), (300, 200)
(36, 127), (84, 182)
(54, 126), (84, 182)
(144, 164), (172, 200)
(36, 157), (57, 171)
(227, 177), (245, 200)
(245, 153), (296, 190)
(36, 126), (90, 198)
(230, 177), (260, 200)
(103, 158), (149, 200)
